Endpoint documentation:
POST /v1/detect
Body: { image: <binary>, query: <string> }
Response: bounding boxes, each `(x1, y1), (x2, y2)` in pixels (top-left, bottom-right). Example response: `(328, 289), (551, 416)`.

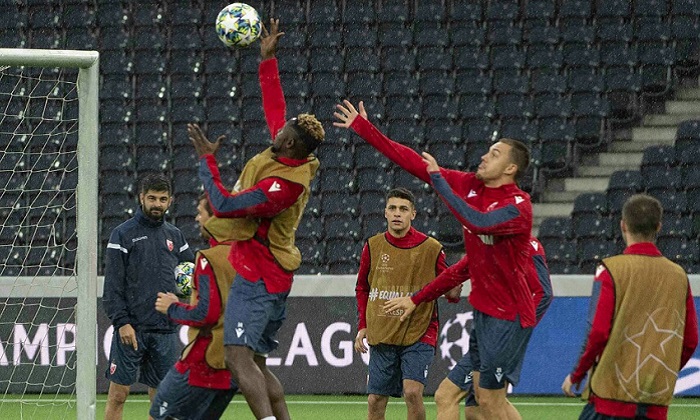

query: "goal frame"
(0, 48), (99, 420)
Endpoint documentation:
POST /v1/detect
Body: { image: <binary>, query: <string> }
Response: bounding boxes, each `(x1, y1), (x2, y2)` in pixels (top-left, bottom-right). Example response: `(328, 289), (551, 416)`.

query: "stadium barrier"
(0, 275), (698, 395)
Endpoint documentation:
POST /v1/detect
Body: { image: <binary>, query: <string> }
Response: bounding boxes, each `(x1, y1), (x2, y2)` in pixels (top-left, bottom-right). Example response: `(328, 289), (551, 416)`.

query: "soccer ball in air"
(174, 262), (195, 298)
(215, 3), (262, 48)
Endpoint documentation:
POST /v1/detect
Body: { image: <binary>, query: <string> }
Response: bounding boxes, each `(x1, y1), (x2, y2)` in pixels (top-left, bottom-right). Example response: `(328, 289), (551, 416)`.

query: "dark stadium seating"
(6, 0), (692, 274)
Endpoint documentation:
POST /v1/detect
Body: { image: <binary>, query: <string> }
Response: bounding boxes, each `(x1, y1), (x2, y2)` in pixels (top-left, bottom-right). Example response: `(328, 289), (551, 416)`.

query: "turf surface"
(2, 394), (700, 419)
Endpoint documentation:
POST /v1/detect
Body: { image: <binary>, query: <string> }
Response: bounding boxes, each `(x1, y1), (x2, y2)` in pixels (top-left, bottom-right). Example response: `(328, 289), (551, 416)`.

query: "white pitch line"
(5, 399), (700, 408)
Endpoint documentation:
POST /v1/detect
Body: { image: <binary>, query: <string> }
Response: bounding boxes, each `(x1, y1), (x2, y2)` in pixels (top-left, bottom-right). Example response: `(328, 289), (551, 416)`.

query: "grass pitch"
(2, 394), (700, 419)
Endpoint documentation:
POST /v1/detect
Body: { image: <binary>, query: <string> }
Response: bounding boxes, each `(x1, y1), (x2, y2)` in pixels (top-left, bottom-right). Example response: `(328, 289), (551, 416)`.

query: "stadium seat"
(657, 237), (700, 263)
(541, 238), (578, 264)
(547, 261), (582, 275)
(560, 23), (595, 46)
(449, 1), (482, 22)
(681, 165), (700, 190)
(296, 238), (324, 266)
(419, 71), (455, 97)
(356, 167), (393, 193)
(378, 0), (409, 23)
(321, 192), (359, 217)
(417, 47), (452, 71)
(451, 26), (486, 47)
(535, 94), (571, 118)
(133, 51), (166, 74)
(487, 22), (522, 46)
(652, 190), (688, 215)
(493, 69), (529, 94)
(607, 171), (643, 214)
(343, 2), (376, 24)
(598, 21), (633, 44)
(531, 69), (567, 94)
(325, 238), (361, 265)
(573, 214), (614, 239)
(642, 167), (683, 191)
(572, 192), (608, 216)
(379, 22), (412, 47)
(495, 94), (534, 119)
(659, 215), (694, 239)
(600, 43), (639, 68)
(578, 238), (618, 266)
(486, 1), (519, 21)
(524, 1), (556, 21)
(675, 119), (700, 148)
(497, 117), (536, 142)
(456, 69), (492, 95)
(362, 213), (387, 240)
(453, 45), (490, 70)
(379, 120), (419, 148)
(595, 0), (630, 17)
(427, 141), (466, 170)
(384, 71), (419, 97)
(559, 0), (592, 18)
(537, 217), (573, 240)
(345, 47), (379, 73)
(526, 45), (563, 69)
(641, 145), (677, 169)
(415, 25), (449, 48)
(324, 214), (360, 241)
(490, 45), (526, 69)
(382, 47), (417, 72)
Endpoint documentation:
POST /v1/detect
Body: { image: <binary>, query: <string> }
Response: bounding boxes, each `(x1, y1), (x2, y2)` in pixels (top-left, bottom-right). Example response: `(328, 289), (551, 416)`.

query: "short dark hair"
(622, 194), (662, 239)
(139, 173), (171, 195)
(500, 138), (530, 181)
(198, 192), (213, 216)
(386, 187), (415, 207)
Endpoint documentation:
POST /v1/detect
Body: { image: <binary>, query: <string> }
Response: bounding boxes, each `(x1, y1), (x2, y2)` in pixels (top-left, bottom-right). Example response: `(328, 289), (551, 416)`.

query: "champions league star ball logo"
(439, 311), (473, 369)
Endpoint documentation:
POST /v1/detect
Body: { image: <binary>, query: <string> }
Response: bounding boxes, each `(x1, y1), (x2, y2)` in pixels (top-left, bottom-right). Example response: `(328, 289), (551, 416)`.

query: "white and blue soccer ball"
(215, 3), (262, 48)
(174, 261), (195, 298)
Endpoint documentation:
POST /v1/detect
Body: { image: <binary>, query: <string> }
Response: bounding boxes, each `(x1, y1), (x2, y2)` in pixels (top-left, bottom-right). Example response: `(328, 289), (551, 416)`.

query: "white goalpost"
(0, 49), (98, 420)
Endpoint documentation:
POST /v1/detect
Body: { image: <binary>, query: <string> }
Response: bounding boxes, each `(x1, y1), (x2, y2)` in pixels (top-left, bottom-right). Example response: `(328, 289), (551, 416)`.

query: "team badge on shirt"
(166, 239), (174, 252)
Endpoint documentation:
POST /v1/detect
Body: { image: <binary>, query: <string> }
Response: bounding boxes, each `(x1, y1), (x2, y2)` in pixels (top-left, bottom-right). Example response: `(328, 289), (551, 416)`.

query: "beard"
(143, 205), (165, 220)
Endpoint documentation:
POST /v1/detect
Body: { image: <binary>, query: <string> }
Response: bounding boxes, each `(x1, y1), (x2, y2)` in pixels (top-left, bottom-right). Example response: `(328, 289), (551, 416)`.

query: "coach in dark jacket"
(102, 173), (194, 420)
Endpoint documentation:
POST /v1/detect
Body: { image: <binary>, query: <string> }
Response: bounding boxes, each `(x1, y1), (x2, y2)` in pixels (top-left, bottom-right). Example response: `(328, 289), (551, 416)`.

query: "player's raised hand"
(333, 100), (367, 128)
(188, 123), (223, 157)
(421, 151), (440, 173)
(383, 296), (416, 322)
(260, 18), (284, 59)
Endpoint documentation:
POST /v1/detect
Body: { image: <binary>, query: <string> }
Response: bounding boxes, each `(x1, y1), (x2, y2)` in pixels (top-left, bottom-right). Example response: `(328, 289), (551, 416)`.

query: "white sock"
(260, 417), (276, 420)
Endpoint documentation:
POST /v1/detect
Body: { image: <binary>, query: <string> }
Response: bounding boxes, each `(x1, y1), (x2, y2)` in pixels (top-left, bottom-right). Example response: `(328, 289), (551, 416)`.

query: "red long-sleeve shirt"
(570, 242), (699, 419)
(351, 117), (536, 327)
(197, 58), (306, 293)
(167, 246), (234, 390)
(411, 237), (553, 324)
(356, 228), (447, 347)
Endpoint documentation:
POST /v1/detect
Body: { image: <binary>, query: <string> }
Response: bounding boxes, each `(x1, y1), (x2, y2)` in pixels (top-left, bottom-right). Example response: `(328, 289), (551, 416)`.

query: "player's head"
(196, 192), (213, 239)
(138, 173), (172, 221)
(272, 113), (325, 158)
(384, 188), (416, 238)
(621, 194), (662, 243)
(476, 139), (530, 186)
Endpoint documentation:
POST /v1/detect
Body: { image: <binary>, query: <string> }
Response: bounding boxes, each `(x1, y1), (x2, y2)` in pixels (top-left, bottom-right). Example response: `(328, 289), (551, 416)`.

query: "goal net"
(0, 49), (98, 420)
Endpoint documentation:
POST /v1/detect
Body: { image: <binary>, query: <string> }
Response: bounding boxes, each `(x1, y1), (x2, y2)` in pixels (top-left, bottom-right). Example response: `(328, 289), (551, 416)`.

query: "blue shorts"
(367, 342), (435, 398)
(446, 353), (477, 407)
(224, 275), (289, 355)
(150, 366), (236, 420)
(469, 310), (533, 390)
(105, 329), (178, 388)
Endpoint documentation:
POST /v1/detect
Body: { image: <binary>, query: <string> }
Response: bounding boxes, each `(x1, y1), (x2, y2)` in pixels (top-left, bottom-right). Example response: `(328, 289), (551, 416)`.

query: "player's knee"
(368, 393), (387, 411)
(402, 381), (424, 408)
(434, 386), (451, 408)
(107, 384), (129, 405)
